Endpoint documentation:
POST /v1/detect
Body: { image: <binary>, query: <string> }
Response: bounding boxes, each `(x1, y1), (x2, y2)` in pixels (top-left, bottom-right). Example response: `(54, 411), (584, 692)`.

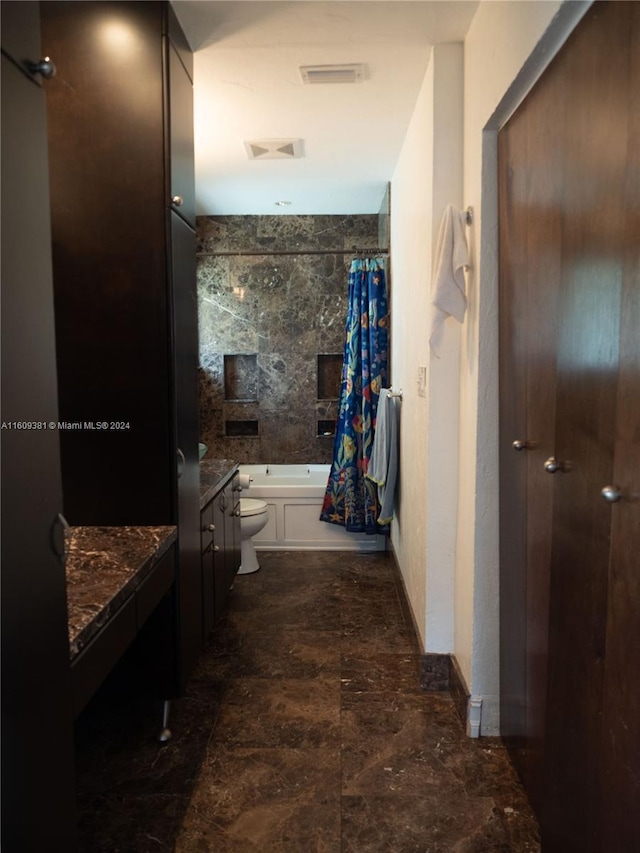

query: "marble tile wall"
(197, 215), (382, 463)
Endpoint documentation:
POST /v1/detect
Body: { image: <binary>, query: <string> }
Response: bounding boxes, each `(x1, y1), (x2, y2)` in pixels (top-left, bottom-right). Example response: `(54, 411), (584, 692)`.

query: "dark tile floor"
(75, 550), (540, 852)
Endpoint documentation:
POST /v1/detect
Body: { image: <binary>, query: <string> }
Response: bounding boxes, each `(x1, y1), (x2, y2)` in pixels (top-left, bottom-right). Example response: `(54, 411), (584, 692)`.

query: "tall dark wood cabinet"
(40, 1), (202, 691)
(0, 2), (77, 848)
(498, 3), (640, 851)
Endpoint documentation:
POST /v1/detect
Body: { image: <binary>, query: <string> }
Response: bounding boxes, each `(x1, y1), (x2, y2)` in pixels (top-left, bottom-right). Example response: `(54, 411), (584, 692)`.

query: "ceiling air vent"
(244, 139), (303, 160)
(300, 64), (366, 85)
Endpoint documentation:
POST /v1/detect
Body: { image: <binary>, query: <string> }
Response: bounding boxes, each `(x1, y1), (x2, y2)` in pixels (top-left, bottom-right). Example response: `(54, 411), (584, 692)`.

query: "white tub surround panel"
(240, 465), (386, 552)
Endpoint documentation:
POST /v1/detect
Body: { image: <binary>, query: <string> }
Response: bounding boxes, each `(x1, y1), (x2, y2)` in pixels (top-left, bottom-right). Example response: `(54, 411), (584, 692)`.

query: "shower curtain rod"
(197, 248), (389, 258)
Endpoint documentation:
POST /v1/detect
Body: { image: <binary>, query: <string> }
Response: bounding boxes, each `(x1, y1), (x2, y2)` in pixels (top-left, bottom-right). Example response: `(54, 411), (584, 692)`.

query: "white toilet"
(238, 498), (268, 574)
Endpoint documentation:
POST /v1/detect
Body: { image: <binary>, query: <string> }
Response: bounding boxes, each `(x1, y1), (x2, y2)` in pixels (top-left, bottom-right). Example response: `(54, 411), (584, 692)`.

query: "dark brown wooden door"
(499, 2), (640, 849)
(498, 44), (565, 811)
(599, 20), (640, 842)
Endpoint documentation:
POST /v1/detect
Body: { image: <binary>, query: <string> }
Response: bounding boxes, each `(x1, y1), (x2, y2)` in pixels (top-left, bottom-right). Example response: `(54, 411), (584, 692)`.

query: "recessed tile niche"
(317, 420), (336, 437)
(224, 354), (258, 401)
(317, 354), (342, 400)
(225, 420), (259, 437)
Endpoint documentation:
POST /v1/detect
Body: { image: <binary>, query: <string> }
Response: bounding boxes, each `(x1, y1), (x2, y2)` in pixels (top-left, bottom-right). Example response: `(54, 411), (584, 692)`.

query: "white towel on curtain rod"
(428, 204), (470, 357)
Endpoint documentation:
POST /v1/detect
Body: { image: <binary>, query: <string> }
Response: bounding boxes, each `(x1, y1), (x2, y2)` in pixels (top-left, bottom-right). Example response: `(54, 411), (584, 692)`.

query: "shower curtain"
(320, 257), (389, 534)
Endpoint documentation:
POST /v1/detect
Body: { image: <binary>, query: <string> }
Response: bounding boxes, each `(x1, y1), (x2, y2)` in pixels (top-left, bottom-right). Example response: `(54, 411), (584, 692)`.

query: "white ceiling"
(171, 1), (479, 215)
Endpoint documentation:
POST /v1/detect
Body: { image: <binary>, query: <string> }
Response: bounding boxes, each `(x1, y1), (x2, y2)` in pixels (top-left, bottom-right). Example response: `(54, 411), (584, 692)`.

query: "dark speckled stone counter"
(66, 526), (176, 660)
(199, 458), (238, 508)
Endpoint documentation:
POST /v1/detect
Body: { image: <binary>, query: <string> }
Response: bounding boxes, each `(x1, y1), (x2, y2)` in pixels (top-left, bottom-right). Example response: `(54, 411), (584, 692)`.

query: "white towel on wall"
(428, 204), (470, 357)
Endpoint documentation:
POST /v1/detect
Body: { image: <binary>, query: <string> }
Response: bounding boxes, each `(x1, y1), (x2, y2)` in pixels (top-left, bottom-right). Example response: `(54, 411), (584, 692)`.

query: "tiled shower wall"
(197, 214), (382, 464)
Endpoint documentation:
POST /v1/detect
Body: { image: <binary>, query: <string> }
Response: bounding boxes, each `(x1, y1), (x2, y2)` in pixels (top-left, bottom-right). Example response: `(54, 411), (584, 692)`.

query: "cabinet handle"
(213, 545), (220, 552)
(233, 508), (240, 517)
(177, 448), (186, 479)
(202, 523), (215, 532)
(172, 195), (184, 207)
(544, 456), (564, 474)
(51, 513), (70, 566)
(601, 485), (622, 504)
(27, 56), (57, 79)
(512, 439), (530, 451)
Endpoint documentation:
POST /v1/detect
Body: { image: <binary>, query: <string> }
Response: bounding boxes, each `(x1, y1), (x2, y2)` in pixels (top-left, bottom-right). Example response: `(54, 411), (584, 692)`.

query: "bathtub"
(239, 464), (386, 552)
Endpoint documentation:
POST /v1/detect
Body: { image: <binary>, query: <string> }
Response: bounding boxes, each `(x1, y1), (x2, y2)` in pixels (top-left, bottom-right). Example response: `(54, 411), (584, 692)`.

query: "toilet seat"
(240, 498), (267, 517)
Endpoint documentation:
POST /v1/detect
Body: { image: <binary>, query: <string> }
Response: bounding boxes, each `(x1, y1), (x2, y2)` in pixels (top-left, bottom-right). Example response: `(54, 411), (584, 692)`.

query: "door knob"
(601, 485), (622, 504)
(544, 457), (562, 473)
(27, 57), (56, 78)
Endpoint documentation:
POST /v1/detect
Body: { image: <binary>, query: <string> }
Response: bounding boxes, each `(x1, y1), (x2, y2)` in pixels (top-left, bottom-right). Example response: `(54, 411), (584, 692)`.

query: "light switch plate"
(417, 365), (427, 397)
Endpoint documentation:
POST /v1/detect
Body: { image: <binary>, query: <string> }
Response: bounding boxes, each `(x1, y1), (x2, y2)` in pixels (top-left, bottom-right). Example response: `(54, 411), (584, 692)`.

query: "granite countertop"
(66, 525), (176, 660)
(199, 457), (238, 508)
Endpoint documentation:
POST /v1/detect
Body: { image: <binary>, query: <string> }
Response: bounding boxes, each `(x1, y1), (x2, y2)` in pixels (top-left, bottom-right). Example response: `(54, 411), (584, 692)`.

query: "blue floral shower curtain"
(320, 258), (389, 534)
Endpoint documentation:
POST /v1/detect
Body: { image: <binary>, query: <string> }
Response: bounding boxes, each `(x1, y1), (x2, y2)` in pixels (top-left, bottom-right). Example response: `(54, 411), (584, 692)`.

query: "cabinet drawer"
(136, 547), (175, 628)
(71, 595), (137, 718)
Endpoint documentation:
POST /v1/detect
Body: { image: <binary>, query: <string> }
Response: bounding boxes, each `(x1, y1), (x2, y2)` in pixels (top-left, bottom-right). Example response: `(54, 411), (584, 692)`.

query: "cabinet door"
(169, 41), (195, 227)
(171, 211), (201, 686)
(224, 485), (238, 589)
(228, 474), (242, 583)
(0, 17), (76, 849)
(201, 502), (215, 638)
(41, 0), (171, 526)
(213, 493), (228, 621)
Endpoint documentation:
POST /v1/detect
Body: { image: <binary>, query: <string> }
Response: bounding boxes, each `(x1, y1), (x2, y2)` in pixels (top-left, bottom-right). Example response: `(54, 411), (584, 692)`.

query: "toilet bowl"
(238, 498), (268, 574)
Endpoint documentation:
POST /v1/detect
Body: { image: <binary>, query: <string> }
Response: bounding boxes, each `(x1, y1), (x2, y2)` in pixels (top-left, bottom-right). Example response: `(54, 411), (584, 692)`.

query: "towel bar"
(387, 389), (403, 399)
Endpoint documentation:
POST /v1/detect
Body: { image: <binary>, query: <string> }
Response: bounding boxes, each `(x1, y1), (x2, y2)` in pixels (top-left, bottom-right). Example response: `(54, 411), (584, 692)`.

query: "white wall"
(425, 44), (464, 653)
(390, 43), (464, 652)
(390, 0), (591, 735)
(389, 52), (435, 647)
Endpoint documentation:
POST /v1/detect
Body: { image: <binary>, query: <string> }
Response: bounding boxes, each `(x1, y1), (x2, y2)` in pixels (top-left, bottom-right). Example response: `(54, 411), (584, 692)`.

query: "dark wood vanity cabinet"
(200, 472), (242, 634)
(40, 1), (201, 692)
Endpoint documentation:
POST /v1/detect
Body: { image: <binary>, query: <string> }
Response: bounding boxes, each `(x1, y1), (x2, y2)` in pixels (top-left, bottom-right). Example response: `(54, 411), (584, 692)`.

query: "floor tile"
(213, 676), (341, 748)
(175, 747), (341, 853)
(341, 793), (510, 852)
(74, 550), (540, 852)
